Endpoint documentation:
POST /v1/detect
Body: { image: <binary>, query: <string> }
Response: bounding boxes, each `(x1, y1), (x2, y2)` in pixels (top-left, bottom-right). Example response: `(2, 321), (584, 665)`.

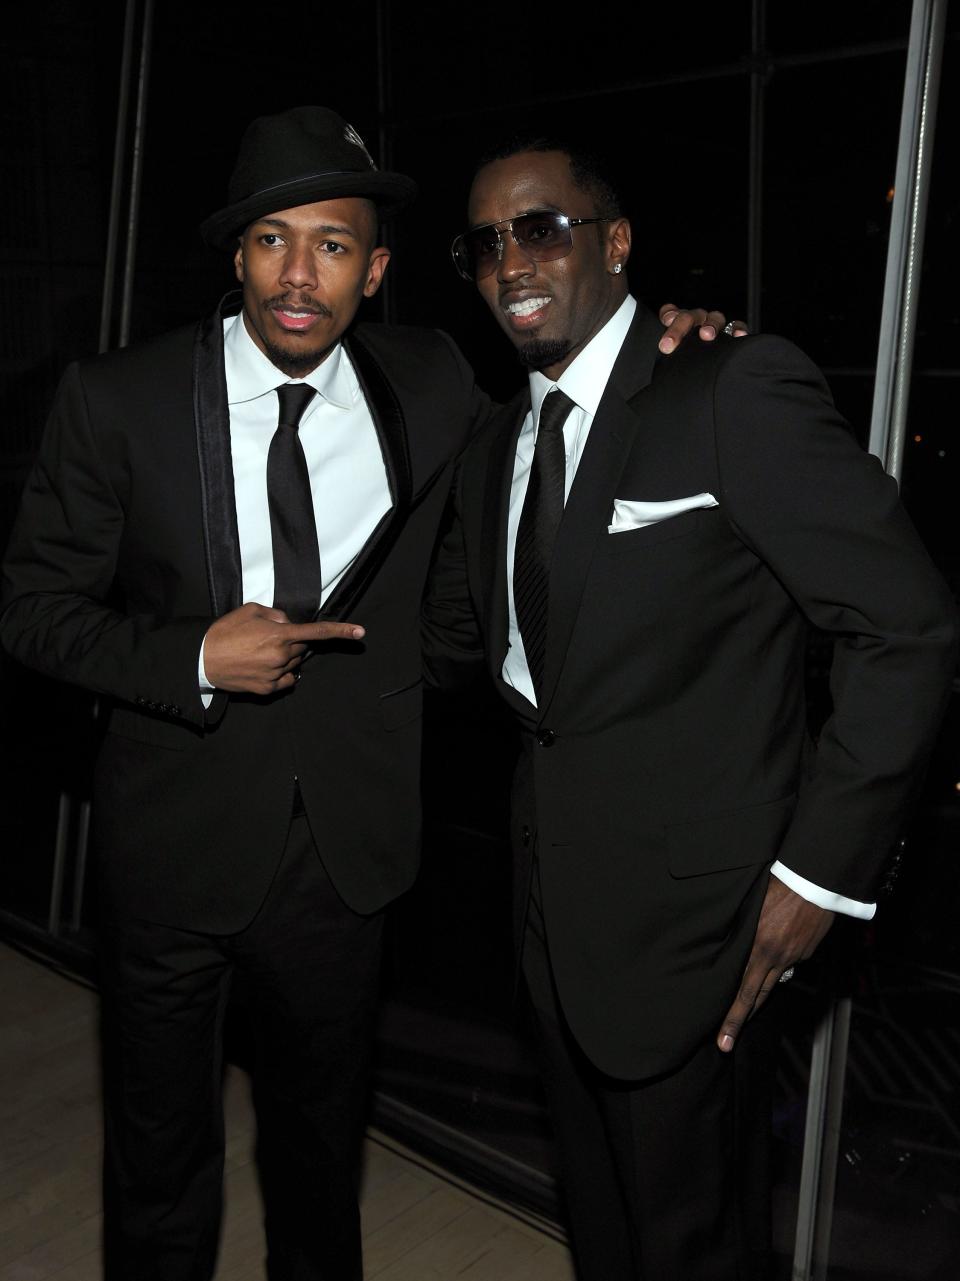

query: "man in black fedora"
(1, 106), (730, 1280)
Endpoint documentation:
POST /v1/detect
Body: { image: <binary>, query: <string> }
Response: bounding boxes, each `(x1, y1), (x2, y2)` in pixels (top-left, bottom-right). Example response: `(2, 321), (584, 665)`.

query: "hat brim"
(200, 170), (418, 250)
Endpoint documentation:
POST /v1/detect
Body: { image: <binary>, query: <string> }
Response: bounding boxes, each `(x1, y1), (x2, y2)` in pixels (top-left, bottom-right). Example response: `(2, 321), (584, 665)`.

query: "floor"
(0, 942), (574, 1281)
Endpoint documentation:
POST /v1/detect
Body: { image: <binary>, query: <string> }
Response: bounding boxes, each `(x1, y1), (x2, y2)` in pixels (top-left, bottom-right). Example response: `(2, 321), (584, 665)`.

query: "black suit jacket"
(423, 303), (957, 1079)
(1, 295), (487, 932)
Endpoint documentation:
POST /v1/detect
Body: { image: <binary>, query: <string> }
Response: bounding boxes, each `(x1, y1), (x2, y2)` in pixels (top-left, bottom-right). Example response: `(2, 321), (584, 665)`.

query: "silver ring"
(778, 966), (795, 984)
(722, 321), (737, 336)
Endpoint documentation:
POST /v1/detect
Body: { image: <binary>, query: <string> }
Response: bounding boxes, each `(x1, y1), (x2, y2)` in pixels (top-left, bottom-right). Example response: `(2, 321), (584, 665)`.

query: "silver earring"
(612, 263), (623, 274)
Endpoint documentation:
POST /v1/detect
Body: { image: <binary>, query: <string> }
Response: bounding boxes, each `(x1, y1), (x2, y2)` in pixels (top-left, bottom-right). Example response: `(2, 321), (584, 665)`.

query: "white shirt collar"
(528, 294), (636, 423)
(223, 310), (353, 409)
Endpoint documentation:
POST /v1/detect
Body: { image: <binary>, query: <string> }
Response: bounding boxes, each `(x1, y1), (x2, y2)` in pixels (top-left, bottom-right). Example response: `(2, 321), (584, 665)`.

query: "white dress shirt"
(199, 312), (391, 688)
(502, 295), (874, 920)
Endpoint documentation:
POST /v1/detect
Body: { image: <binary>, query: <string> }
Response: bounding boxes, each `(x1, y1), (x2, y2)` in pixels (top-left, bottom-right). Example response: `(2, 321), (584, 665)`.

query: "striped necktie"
(513, 388), (574, 702)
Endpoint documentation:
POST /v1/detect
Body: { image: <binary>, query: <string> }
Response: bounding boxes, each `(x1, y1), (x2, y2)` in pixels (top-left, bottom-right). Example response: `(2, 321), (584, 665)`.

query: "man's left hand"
(658, 304), (749, 354)
(717, 877), (834, 1052)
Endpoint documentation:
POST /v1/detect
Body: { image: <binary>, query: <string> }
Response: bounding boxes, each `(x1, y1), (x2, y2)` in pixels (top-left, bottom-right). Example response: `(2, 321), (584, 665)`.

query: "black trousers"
(522, 863), (776, 1281)
(98, 813), (384, 1281)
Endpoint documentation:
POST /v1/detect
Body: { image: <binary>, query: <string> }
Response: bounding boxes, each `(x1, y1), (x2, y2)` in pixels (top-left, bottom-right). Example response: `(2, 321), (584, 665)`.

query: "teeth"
(505, 296), (550, 317)
(281, 309), (314, 318)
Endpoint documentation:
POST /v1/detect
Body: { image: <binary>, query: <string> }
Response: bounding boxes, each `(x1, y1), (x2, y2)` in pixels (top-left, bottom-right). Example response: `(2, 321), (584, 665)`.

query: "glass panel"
(0, 4), (125, 939)
(390, 9), (752, 114)
(766, 2), (911, 57)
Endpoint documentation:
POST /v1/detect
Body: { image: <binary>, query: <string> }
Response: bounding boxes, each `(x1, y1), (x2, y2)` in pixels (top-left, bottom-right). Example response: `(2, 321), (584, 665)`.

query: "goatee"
(517, 338), (571, 370)
(261, 337), (335, 378)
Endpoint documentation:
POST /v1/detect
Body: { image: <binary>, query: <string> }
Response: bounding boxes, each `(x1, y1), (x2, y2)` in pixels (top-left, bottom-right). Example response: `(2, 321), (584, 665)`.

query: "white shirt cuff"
(199, 635), (215, 710)
(771, 861), (876, 920)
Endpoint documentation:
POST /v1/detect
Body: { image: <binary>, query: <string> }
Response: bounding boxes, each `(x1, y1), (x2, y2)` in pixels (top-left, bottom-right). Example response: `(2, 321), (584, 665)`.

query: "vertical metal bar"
(118, 0), (155, 349)
(810, 998), (852, 1276)
(747, 0), (766, 332)
(47, 792), (73, 937)
(375, 0), (396, 324)
(98, 0), (138, 354)
(70, 799), (93, 933)
(793, 1005), (833, 1280)
(794, 5), (948, 1277)
(793, 997), (853, 1280)
(868, 0), (948, 480)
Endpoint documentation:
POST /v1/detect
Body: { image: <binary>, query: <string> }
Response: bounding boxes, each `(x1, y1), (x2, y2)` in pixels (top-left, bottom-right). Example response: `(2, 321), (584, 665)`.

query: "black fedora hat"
(200, 105), (418, 250)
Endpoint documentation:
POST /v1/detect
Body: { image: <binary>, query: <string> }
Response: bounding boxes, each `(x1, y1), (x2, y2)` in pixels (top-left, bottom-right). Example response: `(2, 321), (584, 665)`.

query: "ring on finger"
(778, 966), (796, 984)
(723, 321), (737, 336)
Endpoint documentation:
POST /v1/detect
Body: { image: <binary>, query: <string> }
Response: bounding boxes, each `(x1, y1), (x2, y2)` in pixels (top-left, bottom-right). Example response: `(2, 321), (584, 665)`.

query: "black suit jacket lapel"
(194, 292), (243, 617)
(319, 328), (413, 621)
(479, 396), (528, 680)
(539, 304), (664, 716)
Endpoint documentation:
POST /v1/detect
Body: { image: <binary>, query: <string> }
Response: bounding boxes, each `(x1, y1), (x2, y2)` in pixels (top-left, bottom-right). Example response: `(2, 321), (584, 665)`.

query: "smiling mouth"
(505, 295), (550, 315)
(501, 294), (552, 330)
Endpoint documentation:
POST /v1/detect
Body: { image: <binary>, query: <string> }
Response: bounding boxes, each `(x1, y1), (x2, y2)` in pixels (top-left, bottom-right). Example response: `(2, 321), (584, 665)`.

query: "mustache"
(266, 293), (333, 319)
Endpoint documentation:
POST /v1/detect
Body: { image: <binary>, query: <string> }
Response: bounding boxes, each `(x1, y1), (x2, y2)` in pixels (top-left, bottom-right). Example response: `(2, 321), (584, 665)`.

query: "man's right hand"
(203, 603), (365, 695)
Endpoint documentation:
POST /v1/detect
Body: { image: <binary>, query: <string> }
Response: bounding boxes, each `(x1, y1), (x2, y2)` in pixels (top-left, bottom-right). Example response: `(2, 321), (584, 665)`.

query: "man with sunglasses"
(423, 139), (956, 1279)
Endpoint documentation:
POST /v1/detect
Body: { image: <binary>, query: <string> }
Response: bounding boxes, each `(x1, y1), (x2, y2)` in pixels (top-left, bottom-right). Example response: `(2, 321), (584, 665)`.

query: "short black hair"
(473, 134), (624, 220)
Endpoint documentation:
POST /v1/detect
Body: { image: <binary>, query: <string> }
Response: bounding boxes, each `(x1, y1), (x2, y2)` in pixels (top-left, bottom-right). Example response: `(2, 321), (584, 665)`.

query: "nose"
(496, 229), (535, 282)
(279, 242), (318, 290)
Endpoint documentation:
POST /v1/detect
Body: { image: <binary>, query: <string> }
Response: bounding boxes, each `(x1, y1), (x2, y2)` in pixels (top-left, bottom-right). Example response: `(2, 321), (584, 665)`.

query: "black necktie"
(513, 388), (574, 702)
(268, 384), (321, 622)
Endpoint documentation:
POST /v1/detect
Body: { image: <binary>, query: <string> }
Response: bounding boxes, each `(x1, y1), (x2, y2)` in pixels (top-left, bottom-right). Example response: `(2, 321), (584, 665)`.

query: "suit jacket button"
(521, 825), (531, 846)
(537, 729), (556, 748)
(171, 705), (181, 716)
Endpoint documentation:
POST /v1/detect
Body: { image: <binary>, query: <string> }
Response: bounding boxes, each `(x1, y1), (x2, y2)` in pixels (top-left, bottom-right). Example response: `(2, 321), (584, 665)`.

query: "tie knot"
(276, 383), (317, 431)
(537, 388), (574, 438)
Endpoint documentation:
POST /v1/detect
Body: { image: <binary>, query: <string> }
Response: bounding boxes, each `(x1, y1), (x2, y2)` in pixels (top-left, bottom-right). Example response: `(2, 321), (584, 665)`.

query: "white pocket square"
(608, 492), (718, 534)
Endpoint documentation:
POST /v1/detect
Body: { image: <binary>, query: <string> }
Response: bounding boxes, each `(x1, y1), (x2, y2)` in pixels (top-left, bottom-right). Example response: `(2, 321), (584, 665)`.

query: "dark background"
(1, 3), (958, 1277)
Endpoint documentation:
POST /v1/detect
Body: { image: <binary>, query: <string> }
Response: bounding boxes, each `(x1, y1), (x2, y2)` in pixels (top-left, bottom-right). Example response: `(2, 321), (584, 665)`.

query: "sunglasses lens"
(513, 212), (573, 259)
(456, 226), (501, 280)
(453, 213), (576, 281)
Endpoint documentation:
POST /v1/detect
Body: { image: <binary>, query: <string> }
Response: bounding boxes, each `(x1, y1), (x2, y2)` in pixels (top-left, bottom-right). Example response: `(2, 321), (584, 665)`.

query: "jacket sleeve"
(0, 362), (214, 727)
(420, 460), (487, 693)
(713, 334), (957, 902)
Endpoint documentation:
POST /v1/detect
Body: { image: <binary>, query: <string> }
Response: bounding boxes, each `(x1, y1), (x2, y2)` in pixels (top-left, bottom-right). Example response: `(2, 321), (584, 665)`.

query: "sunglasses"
(450, 211), (614, 282)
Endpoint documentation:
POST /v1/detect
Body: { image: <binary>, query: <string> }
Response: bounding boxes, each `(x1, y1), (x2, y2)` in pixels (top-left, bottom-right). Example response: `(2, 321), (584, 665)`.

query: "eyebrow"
(255, 217), (360, 239)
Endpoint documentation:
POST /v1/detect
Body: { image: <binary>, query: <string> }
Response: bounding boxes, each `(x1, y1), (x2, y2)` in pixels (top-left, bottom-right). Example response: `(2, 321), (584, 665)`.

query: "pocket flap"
(667, 794), (796, 878)
(379, 679), (423, 731)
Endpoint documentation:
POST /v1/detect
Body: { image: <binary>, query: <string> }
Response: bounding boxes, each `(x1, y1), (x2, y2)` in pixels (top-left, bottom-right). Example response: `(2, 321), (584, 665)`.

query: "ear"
(363, 246), (392, 298)
(605, 216), (631, 274)
(233, 239), (244, 283)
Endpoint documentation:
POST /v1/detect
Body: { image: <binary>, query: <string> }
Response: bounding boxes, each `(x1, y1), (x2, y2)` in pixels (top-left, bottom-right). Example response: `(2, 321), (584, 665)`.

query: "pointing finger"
(284, 621), (366, 644)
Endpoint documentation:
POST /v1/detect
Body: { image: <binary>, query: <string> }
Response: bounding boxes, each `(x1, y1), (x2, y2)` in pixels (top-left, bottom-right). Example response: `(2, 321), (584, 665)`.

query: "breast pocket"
(600, 507), (706, 554)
